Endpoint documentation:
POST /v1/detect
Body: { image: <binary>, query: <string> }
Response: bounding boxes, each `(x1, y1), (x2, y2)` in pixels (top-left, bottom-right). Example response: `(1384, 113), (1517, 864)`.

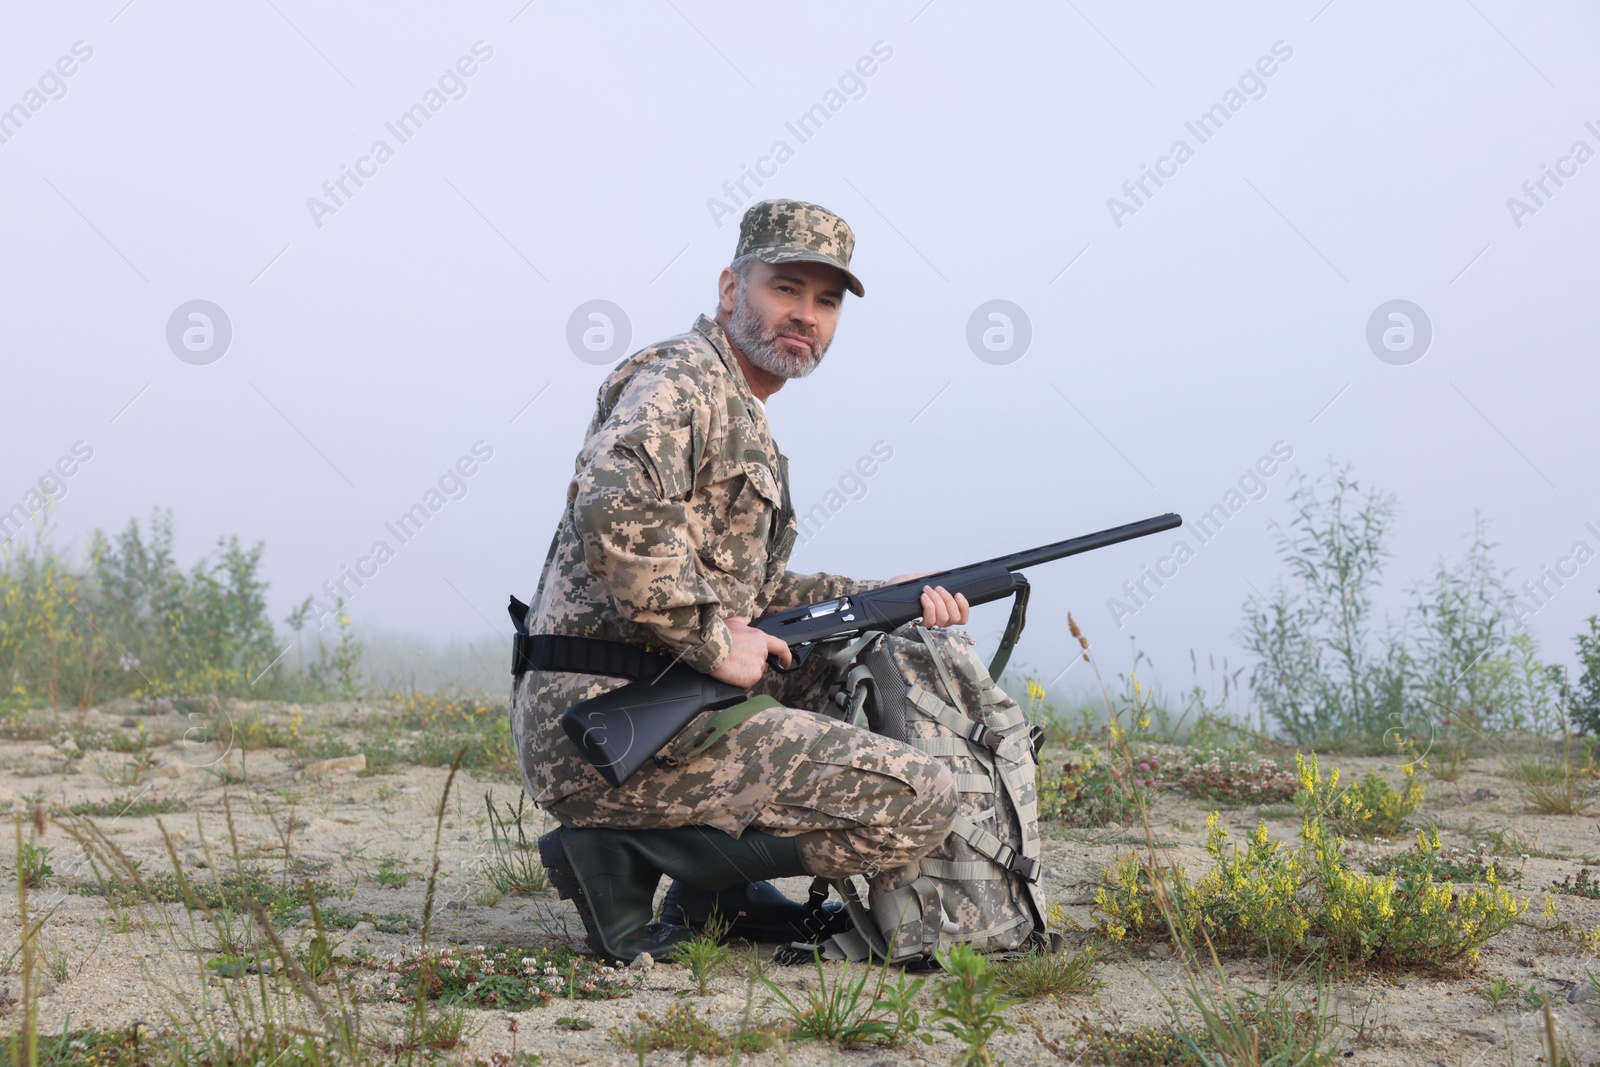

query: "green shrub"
(1242, 464), (1406, 746)
(670, 913), (731, 996)
(1336, 766), (1425, 839)
(930, 943), (1015, 1067)
(1366, 830), (1519, 885)
(1242, 469), (1566, 747)
(0, 512), (367, 708)
(1574, 613), (1600, 736)
(1095, 756), (1527, 969)
(18, 841), (52, 888)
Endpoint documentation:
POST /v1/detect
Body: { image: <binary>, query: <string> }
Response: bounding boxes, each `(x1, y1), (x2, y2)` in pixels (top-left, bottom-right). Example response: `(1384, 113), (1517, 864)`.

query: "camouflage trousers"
(538, 651), (958, 884)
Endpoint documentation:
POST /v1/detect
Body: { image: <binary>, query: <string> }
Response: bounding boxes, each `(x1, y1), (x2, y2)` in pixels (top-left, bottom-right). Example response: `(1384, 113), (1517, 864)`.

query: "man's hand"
(888, 573), (971, 628)
(709, 616), (792, 690)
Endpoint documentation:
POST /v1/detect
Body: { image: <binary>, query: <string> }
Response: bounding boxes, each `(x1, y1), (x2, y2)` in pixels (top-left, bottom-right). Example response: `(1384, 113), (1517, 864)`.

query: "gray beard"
(727, 290), (828, 379)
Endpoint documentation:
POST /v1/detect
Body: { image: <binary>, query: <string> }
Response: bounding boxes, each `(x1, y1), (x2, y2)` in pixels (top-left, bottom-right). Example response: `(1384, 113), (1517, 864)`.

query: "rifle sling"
(986, 575), (1031, 680)
(676, 694), (783, 760)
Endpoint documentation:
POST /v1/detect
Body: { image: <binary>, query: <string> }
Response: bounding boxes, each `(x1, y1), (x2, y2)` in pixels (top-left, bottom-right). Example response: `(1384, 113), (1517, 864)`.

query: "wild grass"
(37, 752), (488, 1065)
(1503, 722), (1596, 815)
(374, 856), (413, 888)
(612, 1001), (786, 1057)
(1065, 973), (1342, 1067)
(997, 944), (1100, 999)
(61, 795), (191, 818)
(482, 790), (551, 894)
(759, 950), (889, 1044)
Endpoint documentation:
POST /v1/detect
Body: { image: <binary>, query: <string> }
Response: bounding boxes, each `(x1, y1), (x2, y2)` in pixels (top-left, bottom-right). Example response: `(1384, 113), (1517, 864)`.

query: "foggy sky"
(3, 0), (1598, 706)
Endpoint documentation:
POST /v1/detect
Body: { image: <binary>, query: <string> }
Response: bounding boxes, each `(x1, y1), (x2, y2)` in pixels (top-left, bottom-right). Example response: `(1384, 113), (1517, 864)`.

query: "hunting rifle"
(509, 512), (1182, 787)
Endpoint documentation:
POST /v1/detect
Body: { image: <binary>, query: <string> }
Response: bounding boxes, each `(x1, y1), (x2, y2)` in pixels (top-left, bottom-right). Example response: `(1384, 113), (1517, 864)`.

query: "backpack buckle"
(964, 721), (999, 749)
(992, 843), (1041, 883)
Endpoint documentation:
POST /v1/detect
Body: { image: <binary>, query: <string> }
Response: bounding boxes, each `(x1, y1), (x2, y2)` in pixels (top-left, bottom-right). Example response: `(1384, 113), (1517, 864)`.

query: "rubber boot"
(538, 825), (810, 964)
(660, 878), (853, 944)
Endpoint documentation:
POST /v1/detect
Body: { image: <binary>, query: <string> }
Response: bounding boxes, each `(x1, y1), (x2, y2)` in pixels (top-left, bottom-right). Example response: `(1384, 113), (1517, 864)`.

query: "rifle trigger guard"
(768, 643), (812, 674)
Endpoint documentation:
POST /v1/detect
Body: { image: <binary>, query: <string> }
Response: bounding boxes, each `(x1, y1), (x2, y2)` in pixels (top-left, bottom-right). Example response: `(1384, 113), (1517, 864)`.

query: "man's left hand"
(888, 573), (971, 628)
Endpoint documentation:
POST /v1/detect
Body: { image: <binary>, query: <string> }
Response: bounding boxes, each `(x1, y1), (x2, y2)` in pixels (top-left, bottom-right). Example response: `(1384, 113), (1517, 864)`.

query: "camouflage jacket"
(516, 313), (882, 805)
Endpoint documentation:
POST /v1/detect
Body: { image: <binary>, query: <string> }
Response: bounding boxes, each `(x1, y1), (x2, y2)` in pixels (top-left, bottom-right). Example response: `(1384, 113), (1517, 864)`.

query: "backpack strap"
(906, 686), (1033, 762)
(949, 813), (1042, 882)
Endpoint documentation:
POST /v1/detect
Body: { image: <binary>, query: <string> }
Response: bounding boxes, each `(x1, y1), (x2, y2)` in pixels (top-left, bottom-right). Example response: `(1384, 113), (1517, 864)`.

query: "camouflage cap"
(734, 199), (864, 298)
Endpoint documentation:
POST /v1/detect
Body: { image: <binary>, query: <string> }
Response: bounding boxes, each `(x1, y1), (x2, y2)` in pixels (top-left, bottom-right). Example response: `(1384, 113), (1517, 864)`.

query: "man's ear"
(717, 267), (740, 314)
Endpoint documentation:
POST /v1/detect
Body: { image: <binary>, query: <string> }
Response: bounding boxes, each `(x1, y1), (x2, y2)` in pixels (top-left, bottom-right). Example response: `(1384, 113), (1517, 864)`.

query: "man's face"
(720, 258), (846, 379)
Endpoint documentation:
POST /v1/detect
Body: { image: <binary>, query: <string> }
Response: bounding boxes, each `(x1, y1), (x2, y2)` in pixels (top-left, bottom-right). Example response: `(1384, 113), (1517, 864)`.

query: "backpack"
(798, 623), (1059, 964)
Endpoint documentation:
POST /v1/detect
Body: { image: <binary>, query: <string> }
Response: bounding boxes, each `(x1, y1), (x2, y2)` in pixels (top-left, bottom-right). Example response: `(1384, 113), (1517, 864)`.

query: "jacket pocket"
(696, 458), (782, 581)
(619, 424), (697, 500)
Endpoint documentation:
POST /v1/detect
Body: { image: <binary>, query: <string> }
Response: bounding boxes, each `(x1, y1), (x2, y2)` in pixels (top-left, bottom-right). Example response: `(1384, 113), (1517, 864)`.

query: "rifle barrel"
(974, 512), (1182, 573)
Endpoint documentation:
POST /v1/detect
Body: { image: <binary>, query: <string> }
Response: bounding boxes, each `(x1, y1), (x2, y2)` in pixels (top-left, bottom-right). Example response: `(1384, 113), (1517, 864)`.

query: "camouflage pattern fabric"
(512, 313), (880, 808)
(735, 198), (865, 297)
(817, 624), (1051, 962)
(878, 625), (1046, 953)
(539, 673), (958, 881)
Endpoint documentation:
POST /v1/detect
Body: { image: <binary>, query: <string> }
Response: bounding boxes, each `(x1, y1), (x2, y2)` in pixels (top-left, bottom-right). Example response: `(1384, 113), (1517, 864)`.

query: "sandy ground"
(1, 699), (1598, 1066)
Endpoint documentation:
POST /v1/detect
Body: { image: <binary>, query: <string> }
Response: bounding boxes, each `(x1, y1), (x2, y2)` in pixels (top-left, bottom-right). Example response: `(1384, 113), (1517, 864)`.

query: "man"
(514, 199), (969, 963)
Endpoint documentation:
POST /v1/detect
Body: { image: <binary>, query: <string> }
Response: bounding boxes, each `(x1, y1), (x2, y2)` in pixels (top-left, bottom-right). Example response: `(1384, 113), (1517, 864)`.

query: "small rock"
(350, 921), (377, 938)
(630, 952), (654, 972)
(302, 754), (366, 779)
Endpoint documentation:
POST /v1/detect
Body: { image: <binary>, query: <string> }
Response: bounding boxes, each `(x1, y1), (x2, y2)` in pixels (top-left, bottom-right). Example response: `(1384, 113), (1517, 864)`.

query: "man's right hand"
(710, 616), (791, 690)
